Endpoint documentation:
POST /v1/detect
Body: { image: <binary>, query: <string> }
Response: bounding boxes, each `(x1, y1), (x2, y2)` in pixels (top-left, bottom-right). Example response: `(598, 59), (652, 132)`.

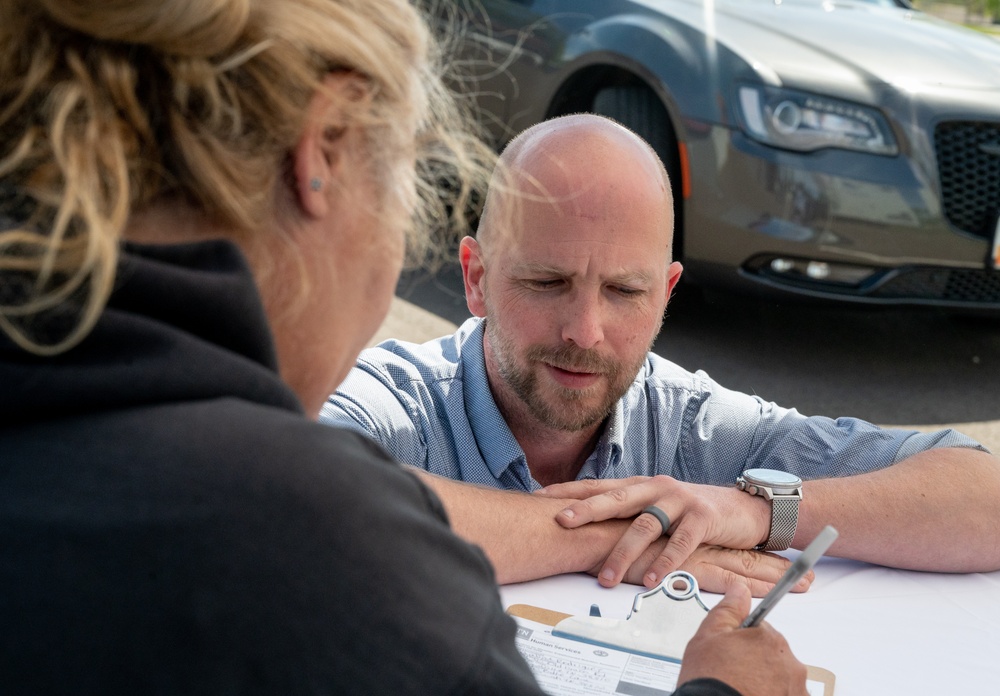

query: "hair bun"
(40, 0), (250, 57)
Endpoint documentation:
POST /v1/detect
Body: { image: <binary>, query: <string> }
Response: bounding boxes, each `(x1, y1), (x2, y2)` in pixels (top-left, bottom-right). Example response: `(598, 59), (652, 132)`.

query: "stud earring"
(309, 178), (323, 191)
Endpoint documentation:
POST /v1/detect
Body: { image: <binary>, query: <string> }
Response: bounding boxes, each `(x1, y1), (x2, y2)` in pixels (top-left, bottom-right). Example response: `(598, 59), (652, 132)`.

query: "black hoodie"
(0, 240), (739, 696)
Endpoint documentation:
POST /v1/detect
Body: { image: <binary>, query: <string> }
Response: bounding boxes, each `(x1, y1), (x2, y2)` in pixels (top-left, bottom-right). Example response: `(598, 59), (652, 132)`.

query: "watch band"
(759, 496), (799, 552)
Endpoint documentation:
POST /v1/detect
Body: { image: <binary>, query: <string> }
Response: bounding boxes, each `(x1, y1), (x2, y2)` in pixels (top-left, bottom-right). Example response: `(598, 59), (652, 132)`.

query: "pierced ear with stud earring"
(309, 178), (323, 192)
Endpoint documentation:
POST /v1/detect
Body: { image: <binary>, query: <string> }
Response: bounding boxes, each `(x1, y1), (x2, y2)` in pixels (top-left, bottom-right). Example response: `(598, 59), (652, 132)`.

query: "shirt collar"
(579, 398), (625, 479)
(460, 319), (531, 482)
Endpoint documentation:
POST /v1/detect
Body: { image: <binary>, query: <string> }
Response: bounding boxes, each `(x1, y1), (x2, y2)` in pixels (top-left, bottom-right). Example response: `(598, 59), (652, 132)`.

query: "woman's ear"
(292, 72), (368, 219)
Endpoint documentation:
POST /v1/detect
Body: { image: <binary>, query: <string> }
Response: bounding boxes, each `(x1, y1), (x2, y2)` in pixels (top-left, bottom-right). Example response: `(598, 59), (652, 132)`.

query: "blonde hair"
(0, 0), (494, 355)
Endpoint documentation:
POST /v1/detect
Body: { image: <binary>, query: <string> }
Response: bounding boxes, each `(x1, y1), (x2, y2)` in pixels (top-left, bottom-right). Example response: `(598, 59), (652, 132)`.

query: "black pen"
(741, 525), (839, 628)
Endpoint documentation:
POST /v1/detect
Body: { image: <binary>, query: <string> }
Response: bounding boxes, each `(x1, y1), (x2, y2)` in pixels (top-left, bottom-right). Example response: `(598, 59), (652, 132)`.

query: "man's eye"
(613, 286), (642, 297)
(526, 279), (561, 289)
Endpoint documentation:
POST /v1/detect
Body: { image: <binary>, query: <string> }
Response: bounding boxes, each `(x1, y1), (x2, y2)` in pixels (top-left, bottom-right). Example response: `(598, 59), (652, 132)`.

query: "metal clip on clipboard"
(551, 525), (839, 663)
(552, 570), (708, 663)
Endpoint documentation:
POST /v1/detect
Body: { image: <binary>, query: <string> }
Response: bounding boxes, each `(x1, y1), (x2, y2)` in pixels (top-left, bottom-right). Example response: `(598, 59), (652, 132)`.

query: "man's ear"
(665, 261), (684, 304)
(460, 236), (488, 317)
(291, 72), (368, 219)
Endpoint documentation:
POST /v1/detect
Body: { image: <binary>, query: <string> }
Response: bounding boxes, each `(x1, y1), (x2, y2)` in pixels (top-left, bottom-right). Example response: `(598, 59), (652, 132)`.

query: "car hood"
(642, 0), (1000, 98)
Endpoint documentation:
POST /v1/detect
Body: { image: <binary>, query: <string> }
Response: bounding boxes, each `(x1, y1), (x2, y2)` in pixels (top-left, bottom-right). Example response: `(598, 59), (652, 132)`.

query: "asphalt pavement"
(381, 264), (1000, 452)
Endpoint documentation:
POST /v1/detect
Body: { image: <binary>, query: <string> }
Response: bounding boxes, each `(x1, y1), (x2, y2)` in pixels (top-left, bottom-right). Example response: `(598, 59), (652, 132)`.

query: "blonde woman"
(0, 0), (806, 693)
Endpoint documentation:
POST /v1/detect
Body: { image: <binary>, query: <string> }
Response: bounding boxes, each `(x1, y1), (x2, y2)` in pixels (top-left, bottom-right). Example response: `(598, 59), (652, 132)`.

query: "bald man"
(322, 114), (1000, 593)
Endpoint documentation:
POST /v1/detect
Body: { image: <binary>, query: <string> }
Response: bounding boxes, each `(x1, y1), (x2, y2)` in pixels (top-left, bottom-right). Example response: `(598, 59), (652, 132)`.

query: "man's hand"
(604, 544), (813, 596)
(677, 584), (809, 695)
(537, 475), (771, 587)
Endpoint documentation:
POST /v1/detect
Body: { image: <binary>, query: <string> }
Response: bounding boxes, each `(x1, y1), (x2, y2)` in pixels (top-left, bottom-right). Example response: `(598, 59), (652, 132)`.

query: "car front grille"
(935, 120), (1000, 240)
(871, 267), (1000, 304)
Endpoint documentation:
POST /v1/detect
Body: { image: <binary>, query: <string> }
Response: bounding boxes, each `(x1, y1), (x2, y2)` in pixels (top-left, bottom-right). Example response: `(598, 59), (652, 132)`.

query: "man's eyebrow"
(609, 270), (654, 286)
(510, 262), (654, 285)
(511, 262), (567, 276)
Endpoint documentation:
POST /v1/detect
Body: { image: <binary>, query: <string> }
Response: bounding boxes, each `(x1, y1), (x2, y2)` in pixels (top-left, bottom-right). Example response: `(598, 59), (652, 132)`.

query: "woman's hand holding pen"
(678, 584), (809, 696)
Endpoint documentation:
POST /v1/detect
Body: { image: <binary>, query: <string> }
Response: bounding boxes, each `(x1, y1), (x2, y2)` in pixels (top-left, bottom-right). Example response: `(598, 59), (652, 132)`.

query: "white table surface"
(500, 556), (1000, 695)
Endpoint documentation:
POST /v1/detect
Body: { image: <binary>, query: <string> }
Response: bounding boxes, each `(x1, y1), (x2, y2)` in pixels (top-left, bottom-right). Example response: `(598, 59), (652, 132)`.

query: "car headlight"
(737, 85), (898, 156)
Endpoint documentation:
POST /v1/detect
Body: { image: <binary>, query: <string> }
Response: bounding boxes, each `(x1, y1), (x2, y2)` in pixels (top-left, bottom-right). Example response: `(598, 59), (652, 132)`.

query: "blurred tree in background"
(988, 0), (1000, 22)
(913, 0), (1000, 24)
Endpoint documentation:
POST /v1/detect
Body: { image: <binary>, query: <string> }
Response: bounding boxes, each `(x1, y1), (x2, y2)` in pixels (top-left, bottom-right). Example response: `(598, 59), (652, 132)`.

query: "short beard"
(487, 323), (645, 433)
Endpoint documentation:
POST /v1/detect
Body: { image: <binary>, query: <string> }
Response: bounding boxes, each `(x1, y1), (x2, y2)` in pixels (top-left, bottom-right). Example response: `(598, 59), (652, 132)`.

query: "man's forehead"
(481, 118), (674, 261)
(498, 189), (670, 247)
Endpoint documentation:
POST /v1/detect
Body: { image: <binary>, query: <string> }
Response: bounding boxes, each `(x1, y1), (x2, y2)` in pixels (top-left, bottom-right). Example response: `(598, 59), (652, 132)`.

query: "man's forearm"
(796, 447), (1000, 572)
(411, 468), (631, 584)
(415, 469), (817, 594)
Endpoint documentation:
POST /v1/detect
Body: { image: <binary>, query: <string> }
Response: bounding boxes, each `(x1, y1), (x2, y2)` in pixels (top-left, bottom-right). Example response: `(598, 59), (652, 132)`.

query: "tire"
(590, 85), (684, 257)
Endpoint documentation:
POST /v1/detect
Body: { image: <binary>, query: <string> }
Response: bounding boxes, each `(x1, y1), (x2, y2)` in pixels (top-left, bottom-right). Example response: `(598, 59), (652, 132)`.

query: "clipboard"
(509, 570), (835, 696)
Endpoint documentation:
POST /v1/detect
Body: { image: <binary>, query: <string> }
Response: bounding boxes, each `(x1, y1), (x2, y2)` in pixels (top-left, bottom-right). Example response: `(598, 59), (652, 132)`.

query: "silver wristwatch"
(736, 468), (803, 552)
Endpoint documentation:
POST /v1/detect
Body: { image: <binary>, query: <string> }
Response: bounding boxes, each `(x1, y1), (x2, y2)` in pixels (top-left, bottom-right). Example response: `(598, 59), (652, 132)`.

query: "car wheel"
(590, 85), (698, 307)
(591, 86), (680, 188)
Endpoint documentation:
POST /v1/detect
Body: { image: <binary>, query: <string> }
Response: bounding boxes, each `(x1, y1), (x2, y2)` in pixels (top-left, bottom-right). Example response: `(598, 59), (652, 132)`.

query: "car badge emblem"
(980, 142), (1000, 157)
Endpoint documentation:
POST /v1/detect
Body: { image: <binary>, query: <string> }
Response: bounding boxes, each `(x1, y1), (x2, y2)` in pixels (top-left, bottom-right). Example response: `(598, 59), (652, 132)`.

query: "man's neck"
(482, 341), (605, 487)
(512, 419), (604, 488)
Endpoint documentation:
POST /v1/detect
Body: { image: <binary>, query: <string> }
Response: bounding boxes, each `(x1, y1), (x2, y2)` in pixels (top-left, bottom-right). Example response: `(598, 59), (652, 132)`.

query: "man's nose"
(560, 293), (605, 350)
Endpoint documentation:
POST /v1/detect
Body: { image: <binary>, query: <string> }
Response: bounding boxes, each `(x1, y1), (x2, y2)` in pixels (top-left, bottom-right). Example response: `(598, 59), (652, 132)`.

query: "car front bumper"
(680, 119), (1000, 308)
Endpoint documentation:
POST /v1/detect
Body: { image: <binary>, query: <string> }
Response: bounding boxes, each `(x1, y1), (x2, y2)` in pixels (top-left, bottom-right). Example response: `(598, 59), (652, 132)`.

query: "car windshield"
(749, 0), (910, 7)
(835, 0), (908, 6)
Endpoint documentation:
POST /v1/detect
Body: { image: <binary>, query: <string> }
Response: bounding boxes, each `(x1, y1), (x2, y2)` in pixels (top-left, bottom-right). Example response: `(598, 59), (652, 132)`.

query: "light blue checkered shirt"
(321, 318), (986, 492)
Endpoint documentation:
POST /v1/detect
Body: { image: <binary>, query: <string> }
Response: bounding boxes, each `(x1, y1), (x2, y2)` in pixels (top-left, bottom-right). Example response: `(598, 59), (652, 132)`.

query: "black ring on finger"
(641, 505), (671, 537)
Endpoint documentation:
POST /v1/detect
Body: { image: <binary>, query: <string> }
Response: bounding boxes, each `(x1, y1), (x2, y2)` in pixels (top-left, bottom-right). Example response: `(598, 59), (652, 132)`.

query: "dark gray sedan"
(443, 0), (1000, 307)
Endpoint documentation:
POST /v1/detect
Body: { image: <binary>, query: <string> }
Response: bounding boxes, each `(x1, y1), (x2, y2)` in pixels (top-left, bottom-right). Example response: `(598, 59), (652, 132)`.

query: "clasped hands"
(535, 475), (814, 597)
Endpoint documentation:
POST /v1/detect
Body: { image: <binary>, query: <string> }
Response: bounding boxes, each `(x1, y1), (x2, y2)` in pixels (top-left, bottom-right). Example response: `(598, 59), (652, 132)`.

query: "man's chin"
(546, 412), (609, 433)
(532, 392), (612, 432)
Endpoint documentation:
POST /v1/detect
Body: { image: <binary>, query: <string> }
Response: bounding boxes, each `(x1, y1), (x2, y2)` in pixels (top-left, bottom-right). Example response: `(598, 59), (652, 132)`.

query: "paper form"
(514, 616), (678, 695)
(513, 615), (827, 696)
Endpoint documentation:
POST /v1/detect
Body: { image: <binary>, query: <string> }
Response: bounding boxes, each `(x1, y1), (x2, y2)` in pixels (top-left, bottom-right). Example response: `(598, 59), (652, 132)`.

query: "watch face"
(743, 468), (802, 488)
